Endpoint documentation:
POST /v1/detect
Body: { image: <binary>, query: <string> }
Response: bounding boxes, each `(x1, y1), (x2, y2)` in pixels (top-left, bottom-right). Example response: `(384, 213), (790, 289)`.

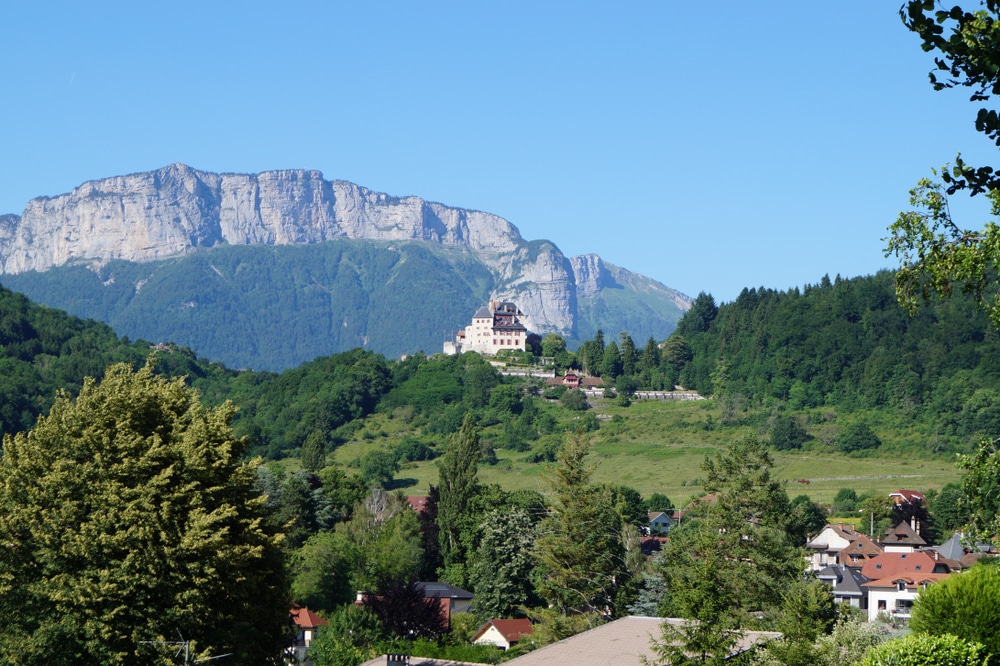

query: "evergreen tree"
(675, 292), (717, 336)
(619, 332), (638, 377)
(300, 430), (326, 472)
(533, 434), (629, 617)
(640, 336), (661, 372)
(0, 363), (289, 665)
(654, 434), (801, 664)
(602, 341), (623, 380)
(438, 414), (481, 575)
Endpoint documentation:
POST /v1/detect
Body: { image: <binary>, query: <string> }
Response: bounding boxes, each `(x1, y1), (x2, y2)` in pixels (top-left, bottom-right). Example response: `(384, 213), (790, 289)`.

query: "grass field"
(325, 395), (963, 507)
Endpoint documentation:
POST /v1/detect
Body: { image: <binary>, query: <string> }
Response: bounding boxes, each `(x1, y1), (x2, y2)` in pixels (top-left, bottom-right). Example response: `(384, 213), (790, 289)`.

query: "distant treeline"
(670, 271), (1000, 442)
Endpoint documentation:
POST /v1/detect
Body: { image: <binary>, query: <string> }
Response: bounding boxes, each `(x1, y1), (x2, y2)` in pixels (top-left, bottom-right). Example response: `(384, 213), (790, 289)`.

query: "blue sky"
(1, 2), (995, 304)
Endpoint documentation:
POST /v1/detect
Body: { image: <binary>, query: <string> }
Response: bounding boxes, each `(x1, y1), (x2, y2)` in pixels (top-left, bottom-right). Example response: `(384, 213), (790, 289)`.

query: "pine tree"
(619, 332), (638, 377)
(534, 434), (627, 617)
(300, 430), (326, 472)
(602, 341), (623, 380)
(641, 336), (661, 372)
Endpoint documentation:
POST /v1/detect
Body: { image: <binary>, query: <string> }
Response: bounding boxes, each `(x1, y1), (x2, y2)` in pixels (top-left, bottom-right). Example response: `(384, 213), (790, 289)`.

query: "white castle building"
(444, 301), (528, 356)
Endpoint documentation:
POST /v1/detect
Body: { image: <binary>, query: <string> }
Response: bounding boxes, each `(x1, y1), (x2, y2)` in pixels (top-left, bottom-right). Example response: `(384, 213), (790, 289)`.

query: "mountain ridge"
(0, 164), (691, 369)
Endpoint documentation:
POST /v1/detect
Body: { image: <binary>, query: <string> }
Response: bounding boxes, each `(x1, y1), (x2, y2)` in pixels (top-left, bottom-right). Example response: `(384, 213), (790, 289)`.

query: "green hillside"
(1, 240), (687, 371)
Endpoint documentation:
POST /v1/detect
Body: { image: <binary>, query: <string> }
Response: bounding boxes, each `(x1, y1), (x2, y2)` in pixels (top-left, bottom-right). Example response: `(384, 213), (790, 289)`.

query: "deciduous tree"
(0, 363), (289, 665)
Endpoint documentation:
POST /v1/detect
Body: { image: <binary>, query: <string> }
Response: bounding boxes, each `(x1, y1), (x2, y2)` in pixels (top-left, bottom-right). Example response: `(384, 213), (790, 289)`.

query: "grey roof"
(414, 581), (474, 600)
(473, 306), (492, 319)
(503, 616), (780, 666)
(932, 533), (967, 561)
(816, 564), (868, 598)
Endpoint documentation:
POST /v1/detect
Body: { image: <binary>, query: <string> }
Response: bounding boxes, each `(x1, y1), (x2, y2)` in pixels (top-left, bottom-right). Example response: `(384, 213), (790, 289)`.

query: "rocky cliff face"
(0, 164), (688, 338)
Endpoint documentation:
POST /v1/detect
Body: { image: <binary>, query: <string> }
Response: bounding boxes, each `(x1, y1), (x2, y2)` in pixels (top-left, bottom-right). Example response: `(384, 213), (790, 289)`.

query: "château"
(444, 301), (528, 356)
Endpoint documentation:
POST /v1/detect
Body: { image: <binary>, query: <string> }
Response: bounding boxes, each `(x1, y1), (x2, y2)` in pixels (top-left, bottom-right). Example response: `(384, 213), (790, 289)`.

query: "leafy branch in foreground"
(885, 176), (1000, 327)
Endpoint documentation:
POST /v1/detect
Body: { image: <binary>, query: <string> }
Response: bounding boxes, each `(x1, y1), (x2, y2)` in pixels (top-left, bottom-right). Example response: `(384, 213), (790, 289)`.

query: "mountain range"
(0, 164), (690, 370)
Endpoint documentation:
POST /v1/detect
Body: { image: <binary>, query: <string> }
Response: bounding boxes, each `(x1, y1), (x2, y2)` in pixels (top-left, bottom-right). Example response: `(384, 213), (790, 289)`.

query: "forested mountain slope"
(0, 284), (233, 441)
(674, 272), (1000, 446)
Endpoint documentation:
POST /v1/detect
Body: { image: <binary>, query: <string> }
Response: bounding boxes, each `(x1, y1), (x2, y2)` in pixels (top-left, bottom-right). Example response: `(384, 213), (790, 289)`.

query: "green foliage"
(560, 388), (589, 411)
(0, 363), (288, 664)
(958, 437), (1000, 540)
(541, 333), (567, 357)
(910, 561), (1000, 663)
(533, 434), (633, 617)
(438, 414), (481, 573)
(861, 633), (987, 666)
(359, 449), (400, 488)
(833, 488), (859, 515)
(657, 434), (801, 664)
(309, 605), (387, 666)
(932, 482), (969, 532)
(771, 415), (808, 451)
(467, 508), (537, 619)
(3, 241), (496, 371)
(301, 430), (327, 472)
(837, 422), (882, 454)
(676, 292), (718, 337)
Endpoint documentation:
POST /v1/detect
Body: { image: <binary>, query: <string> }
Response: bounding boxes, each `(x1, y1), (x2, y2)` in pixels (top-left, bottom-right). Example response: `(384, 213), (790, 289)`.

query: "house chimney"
(911, 516), (916, 531)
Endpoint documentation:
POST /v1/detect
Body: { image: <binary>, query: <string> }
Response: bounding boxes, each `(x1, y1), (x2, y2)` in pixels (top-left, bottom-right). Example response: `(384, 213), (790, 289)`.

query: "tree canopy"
(0, 363), (289, 665)
(888, 3), (1000, 328)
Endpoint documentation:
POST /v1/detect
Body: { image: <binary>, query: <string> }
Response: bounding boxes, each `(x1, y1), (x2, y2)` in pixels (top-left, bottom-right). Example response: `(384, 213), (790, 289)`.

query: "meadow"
(327, 395), (963, 508)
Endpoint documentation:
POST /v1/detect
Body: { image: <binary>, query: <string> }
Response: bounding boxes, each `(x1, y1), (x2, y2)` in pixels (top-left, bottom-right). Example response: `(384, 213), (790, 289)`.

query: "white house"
(864, 574), (950, 622)
(288, 605), (328, 666)
(647, 511), (674, 536)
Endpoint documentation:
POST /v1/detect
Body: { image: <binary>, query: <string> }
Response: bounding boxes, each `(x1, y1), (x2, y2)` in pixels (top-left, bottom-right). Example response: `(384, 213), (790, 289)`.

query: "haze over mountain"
(0, 164), (690, 370)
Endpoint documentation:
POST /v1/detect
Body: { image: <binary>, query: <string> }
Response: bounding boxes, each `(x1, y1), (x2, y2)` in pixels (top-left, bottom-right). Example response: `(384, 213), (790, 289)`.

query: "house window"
(897, 581), (907, 592)
(896, 599), (913, 612)
(878, 600), (886, 610)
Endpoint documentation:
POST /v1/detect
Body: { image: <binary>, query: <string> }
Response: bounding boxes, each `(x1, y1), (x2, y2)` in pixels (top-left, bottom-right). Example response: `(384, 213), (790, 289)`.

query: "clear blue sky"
(1, 2), (995, 304)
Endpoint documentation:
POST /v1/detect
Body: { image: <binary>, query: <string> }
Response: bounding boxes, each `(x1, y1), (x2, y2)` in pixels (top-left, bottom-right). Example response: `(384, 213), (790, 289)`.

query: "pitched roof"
(862, 573), (951, 590)
(472, 619), (534, 643)
(931, 532), (967, 561)
(415, 582), (474, 600)
(861, 551), (950, 580)
(473, 306), (492, 319)
(290, 604), (328, 629)
(881, 520), (927, 547)
(817, 564), (869, 597)
(838, 532), (883, 566)
(503, 617), (780, 666)
(889, 489), (926, 505)
(407, 495), (430, 514)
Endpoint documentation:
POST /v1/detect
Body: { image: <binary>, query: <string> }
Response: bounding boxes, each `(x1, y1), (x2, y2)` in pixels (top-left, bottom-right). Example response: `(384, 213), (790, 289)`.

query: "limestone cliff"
(0, 164), (689, 339)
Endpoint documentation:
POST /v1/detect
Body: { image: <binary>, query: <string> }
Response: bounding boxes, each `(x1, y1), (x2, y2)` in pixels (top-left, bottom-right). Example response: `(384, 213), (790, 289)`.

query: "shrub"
(837, 422), (881, 454)
(861, 633), (987, 666)
(910, 561), (1000, 662)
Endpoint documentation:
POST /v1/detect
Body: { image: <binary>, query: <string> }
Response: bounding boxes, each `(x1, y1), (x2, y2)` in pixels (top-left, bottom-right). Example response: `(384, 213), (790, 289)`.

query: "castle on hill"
(444, 301), (528, 356)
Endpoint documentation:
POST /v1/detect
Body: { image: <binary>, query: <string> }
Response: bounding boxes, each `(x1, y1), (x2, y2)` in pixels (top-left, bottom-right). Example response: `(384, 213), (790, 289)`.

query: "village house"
(472, 619), (534, 650)
(444, 301), (529, 356)
(880, 519), (927, 553)
(288, 604), (328, 666)
(647, 511), (674, 536)
(805, 523), (883, 571)
(864, 573), (951, 621)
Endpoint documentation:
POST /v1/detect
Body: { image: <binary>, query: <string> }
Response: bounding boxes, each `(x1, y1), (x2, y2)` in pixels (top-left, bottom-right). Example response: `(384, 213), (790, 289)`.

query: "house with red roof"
(864, 573), (951, 622)
(472, 619), (534, 650)
(289, 604), (328, 666)
(889, 489), (926, 506)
